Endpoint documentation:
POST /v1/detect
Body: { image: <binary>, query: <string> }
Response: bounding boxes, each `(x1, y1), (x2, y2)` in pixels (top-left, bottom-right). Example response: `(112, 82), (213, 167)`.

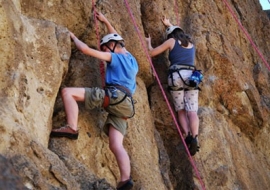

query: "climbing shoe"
(184, 132), (193, 147)
(117, 177), (133, 190)
(189, 135), (199, 156)
(50, 125), (78, 140)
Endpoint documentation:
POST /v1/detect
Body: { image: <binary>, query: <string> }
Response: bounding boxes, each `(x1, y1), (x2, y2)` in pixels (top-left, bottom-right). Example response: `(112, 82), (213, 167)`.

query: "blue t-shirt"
(106, 52), (138, 95)
(169, 40), (195, 66)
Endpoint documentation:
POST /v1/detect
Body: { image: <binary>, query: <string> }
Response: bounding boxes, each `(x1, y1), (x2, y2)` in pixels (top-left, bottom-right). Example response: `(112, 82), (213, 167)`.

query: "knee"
(109, 142), (123, 154)
(187, 111), (195, 115)
(178, 109), (186, 115)
(61, 88), (71, 98)
(178, 109), (185, 113)
(187, 111), (199, 119)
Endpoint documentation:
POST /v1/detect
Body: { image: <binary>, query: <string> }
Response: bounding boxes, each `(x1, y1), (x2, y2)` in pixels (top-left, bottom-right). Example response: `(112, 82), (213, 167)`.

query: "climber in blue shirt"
(50, 12), (138, 190)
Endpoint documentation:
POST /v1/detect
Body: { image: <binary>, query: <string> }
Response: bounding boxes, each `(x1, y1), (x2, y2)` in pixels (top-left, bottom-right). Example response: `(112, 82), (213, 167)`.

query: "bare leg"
(108, 125), (130, 182)
(187, 111), (199, 137)
(61, 87), (85, 131)
(177, 109), (190, 136)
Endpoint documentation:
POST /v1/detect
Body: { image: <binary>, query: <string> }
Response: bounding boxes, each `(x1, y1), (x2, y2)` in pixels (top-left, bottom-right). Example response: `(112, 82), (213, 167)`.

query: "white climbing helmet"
(100, 33), (124, 46)
(165, 26), (183, 37)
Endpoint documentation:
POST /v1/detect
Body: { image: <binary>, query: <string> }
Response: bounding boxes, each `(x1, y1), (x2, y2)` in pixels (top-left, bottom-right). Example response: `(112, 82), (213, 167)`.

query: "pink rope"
(123, 0), (205, 189)
(174, 0), (180, 26)
(222, 0), (270, 71)
(92, 1), (105, 87)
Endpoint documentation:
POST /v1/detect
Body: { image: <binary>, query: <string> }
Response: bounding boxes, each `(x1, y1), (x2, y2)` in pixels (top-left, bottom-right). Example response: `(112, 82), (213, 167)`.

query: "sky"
(259, 0), (270, 10)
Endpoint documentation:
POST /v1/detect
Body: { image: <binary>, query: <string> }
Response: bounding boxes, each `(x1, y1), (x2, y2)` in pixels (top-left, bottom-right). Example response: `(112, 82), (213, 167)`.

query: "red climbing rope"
(222, 0), (270, 71)
(174, 0), (180, 26)
(92, 1), (105, 87)
(123, 0), (206, 189)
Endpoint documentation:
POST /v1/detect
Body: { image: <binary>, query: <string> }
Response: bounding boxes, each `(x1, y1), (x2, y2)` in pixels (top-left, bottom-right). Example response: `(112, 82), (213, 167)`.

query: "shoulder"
(111, 52), (134, 62)
(165, 38), (176, 50)
(187, 42), (194, 48)
(161, 38), (175, 48)
(166, 38), (176, 44)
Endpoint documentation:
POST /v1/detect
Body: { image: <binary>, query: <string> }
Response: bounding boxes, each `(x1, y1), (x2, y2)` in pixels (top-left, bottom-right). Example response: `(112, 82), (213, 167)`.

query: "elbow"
(148, 51), (154, 57)
(80, 44), (90, 54)
(81, 48), (88, 54)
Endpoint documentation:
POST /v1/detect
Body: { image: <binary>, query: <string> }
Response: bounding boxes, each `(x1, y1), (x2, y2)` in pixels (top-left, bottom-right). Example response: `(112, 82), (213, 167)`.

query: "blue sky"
(259, 0), (270, 10)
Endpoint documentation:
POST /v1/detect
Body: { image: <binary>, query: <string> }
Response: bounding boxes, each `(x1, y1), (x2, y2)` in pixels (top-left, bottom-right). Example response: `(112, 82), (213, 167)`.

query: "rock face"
(0, 0), (270, 190)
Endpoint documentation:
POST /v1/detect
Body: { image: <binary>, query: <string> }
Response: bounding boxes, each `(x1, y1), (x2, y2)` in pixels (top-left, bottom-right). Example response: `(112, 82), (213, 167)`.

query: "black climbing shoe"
(184, 132), (193, 147)
(117, 177), (133, 190)
(189, 135), (199, 156)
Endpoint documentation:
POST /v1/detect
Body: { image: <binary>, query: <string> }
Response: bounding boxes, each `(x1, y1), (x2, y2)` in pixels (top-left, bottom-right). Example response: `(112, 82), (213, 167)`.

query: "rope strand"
(92, 1), (105, 87)
(174, 0), (180, 26)
(222, 0), (270, 71)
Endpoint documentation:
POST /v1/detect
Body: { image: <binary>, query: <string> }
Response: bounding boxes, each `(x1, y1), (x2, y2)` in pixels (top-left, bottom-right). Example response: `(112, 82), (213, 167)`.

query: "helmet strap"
(105, 44), (113, 52)
(105, 41), (118, 53)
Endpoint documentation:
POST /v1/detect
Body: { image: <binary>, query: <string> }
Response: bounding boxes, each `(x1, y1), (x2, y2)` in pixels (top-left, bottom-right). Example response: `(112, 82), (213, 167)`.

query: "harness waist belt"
(169, 64), (195, 71)
(106, 84), (132, 97)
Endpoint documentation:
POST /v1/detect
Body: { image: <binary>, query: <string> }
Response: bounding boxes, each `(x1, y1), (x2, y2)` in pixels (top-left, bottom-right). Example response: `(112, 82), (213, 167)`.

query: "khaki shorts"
(85, 87), (134, 136)
(168, 70), (199, 112)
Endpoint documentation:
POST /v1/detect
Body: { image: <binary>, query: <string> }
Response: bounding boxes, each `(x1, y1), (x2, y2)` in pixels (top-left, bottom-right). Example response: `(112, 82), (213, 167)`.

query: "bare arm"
(96, 12), (117, 34)
(146, 35), (174, 57)
(70, 32), (112, 62)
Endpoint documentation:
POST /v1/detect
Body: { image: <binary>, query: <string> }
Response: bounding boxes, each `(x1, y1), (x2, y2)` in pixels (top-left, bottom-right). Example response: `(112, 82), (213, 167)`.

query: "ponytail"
(167, 29), (192, 47)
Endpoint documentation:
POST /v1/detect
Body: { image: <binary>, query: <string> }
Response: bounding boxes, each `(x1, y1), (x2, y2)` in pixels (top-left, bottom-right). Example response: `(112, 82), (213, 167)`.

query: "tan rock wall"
(0, 0), (70, 148)
(0, 0), (270, 190)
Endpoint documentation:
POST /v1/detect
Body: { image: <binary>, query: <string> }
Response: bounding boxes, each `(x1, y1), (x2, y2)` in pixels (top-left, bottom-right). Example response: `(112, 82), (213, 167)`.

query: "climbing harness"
(103, 85), (135, 119)
(123, 1), (206, 190)
(168, 64), (203, 90)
